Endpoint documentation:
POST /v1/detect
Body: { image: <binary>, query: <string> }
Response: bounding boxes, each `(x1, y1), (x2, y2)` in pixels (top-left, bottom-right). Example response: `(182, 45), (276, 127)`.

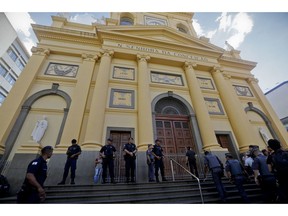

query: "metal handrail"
(170, 158), (204, 204)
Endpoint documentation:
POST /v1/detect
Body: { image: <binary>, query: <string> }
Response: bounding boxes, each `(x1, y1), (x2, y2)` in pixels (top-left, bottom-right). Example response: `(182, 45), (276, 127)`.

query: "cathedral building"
(0, 13), (287, 192)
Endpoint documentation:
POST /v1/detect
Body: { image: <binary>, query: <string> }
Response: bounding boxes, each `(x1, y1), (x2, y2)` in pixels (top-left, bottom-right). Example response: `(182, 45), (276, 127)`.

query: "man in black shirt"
(152, 139), (167, 183)
(17, 146), (54, 203)
(185, 146), (199, 178)
(58, 139), (82, 185)
(100, 138), (116, 184)
(123, 137), (137, 183)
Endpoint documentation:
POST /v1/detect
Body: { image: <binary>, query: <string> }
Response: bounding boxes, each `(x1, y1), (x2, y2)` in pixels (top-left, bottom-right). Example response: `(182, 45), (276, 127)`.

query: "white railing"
(170, 158), (204, 204)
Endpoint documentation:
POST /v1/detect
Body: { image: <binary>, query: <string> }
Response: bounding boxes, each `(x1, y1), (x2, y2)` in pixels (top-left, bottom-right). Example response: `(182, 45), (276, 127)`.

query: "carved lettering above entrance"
(45, 63), (78, 77)
(103, 41), (213, 63)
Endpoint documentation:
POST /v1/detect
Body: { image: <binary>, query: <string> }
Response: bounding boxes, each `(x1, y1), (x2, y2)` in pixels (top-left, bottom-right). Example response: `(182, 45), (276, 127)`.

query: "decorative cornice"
(137, 54), (150, 62)
(31, 47), (50, 56)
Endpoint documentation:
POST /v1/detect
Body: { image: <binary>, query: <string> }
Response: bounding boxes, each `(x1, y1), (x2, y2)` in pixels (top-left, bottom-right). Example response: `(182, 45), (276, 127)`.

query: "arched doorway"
(152, 93), (202, 179)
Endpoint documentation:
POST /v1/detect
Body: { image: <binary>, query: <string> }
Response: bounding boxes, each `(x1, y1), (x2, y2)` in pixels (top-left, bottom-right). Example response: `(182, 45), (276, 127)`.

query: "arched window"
(176, 24), (188, 34)
(120, 17), (134, 25)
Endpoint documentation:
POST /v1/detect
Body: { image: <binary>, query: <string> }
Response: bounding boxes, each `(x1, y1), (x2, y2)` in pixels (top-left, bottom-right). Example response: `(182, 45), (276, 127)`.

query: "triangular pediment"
(96, 25), (224, 54)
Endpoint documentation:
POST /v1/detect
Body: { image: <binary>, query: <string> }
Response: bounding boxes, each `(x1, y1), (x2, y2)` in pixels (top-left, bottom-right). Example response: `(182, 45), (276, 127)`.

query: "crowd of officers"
(15, 136), (288, 203)
(203, 139), (288, 203)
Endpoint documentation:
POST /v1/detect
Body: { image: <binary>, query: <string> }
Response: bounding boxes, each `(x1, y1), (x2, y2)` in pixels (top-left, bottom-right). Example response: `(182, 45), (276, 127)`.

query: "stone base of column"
(137, 143), (153, 151)
(202, 143), (223, 152)
(17, 142), (42, 154)
(81, 141), (103, 150)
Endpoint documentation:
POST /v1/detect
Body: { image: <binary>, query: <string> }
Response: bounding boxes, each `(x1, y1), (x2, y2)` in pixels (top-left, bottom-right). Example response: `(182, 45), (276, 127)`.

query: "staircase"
(0, 177), (263, 204)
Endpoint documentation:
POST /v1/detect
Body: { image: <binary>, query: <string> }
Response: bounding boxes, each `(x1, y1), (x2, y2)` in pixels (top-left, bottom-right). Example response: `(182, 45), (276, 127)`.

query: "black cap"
(155, 139), (161, 142)
(107, 138), (113, 142)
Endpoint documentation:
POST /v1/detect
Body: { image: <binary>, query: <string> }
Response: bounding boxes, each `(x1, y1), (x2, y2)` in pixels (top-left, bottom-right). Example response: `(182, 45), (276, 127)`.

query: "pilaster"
(82, 50), (114, 148)
(184, 62), (221, 151)
(59, 53), (99, 148)
(211, 68), (258, 152)
(247, 77), (288, 148)
(137, 54), (154, 148)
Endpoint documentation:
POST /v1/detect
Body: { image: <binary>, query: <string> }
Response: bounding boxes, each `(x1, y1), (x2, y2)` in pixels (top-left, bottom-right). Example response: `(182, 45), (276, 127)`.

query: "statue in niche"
(31, 116), (48, 143)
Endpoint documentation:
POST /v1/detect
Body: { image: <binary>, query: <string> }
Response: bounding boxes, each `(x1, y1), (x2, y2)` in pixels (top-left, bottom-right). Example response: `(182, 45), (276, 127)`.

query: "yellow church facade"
(0, 13), (287, 190)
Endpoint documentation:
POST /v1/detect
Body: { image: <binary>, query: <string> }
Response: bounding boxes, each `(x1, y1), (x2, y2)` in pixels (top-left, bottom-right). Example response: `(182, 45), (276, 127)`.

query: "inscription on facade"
(109, 89), (135, 109)
(197, 77), (215, 90)
(113, 66), (135, 80)
(204, 98), (225, 115)
(104, 41), (211, 62)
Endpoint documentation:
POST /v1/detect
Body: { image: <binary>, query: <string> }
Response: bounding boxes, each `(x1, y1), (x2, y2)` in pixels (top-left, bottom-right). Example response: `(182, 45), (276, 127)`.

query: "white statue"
(31, 116), (48, 143)
(259, 127), (270, 144)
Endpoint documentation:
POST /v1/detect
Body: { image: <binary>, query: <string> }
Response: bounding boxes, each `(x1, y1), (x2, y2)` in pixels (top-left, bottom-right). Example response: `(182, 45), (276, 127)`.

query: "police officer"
(123, 137), (137, 183)
(185, 146), (199, 178)
(204, 151), (227, 203)
(252, 148), (277, 203)
(225, 153), (249, 203)
(17, 146), (54, 203)
(58, 139), (82, 185)
(100, 138), (116, 184)
(152, 139), (167, 183)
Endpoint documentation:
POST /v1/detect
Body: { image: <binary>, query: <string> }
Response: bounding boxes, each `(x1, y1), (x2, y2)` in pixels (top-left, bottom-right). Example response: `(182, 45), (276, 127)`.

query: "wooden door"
(155, 115), (196, 179)
(110, 131), (131, 182)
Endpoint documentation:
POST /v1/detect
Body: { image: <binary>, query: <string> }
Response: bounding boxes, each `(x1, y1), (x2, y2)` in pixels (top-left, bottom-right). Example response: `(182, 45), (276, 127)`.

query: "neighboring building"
(0, 13), (287, 193)
(265, 81), (288, 131)
(0, 13), (30, 106)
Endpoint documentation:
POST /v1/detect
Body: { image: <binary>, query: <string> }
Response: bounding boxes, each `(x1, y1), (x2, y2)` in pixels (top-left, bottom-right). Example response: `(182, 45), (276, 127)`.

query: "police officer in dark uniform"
(123, 137), (137, 183)
(58, 139), (82, 185)
(100, 138), (116, 184)
(225, 153), (249, 203)
(152, 139), (167, 183)
(204, 150), (227, 203)
(17, 146), (54, 203)
(185, 146), (199, 178)
(252, 148), (277, 203)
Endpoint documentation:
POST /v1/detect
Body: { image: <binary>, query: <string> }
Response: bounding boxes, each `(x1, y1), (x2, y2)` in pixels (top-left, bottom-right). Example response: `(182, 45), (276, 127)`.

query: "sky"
(2, 1), (288, 95)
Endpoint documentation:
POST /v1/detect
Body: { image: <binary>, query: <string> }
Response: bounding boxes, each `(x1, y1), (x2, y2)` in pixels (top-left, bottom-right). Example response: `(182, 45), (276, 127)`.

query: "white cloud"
(226, 13), (253, 49)
(5, 12), (35, 37)
(216, 12), (253, 49)
(69, 13), (98, 25)
(193, 13), (254, 50)
(5, 12), (37, 54)
(216, 12), (232, 32)
(192, 19), (204, 36)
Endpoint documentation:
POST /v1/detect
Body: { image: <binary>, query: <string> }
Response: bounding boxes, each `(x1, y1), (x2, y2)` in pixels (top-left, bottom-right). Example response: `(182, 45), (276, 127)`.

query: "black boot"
(156, 176), (160, 183)
(70, 179), (75, 185)
(162, 177), (168, 181)
(57, 180), (66, 185)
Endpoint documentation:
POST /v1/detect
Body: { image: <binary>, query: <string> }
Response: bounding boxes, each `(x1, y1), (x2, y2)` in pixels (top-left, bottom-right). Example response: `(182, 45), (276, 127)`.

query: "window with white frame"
(0, 92), (6, 104)
(0, 64), (8, 77)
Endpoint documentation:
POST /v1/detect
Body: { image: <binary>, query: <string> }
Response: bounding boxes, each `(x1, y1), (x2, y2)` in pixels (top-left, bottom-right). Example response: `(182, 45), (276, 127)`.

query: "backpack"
(272, 150), (288, 175)
(0, 174), (10, 197)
